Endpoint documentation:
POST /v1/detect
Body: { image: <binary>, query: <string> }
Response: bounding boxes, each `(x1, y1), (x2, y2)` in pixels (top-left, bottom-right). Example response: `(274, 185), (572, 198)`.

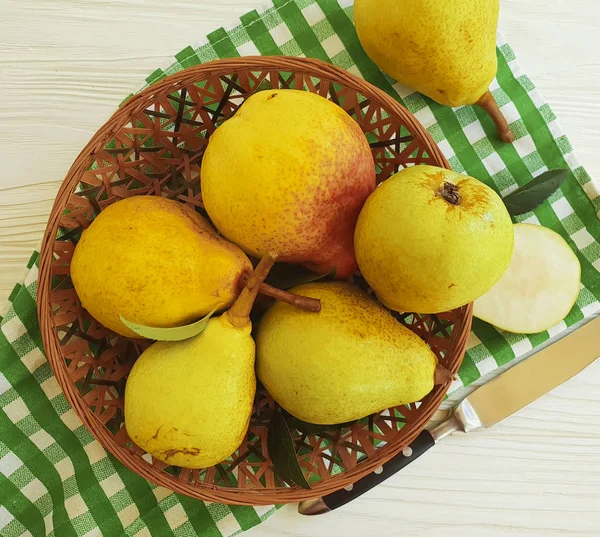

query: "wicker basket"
(38, 57), (472, 505)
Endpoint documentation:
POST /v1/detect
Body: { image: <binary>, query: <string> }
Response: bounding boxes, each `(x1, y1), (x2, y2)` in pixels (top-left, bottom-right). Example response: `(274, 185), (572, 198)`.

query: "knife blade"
(298, 315), (600, 515)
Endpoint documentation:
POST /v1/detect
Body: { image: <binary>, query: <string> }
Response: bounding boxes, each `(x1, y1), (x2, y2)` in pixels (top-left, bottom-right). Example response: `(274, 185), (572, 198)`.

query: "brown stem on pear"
(241, 276), (321, 312)
(227, 254), (277, 328)
(439, 182), (460, 205)
(434, 364), (455, 385)
(476, 90), (515, 143)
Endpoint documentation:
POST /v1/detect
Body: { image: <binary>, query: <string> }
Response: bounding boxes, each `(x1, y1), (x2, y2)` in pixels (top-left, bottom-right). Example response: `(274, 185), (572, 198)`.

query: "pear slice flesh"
(473, 223), (581, 334)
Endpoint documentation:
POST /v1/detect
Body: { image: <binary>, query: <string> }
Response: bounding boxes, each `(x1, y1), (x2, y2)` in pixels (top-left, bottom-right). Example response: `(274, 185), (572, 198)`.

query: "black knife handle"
(319, 429), (435, 512)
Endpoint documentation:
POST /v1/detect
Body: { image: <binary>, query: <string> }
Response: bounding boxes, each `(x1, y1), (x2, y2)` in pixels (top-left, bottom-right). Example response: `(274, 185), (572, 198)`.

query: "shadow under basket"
(38, 56), (472, 505)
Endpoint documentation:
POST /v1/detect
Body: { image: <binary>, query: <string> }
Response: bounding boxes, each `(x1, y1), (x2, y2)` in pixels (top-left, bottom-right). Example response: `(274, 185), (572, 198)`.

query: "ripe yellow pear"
(125, 316), (254, 468)
(257, 282), (445, 425)
(201, 89), (376, 278)
(354, 165), (514, 314)
(71, 196), (251, 338)
(474, 224), (581, 333)
(125, 255), (275, 468)
(354, 0), (514, 142)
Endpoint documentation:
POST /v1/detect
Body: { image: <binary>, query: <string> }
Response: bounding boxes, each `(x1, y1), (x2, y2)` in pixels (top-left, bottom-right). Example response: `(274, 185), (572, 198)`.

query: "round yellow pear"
(201, 89), (376, 278)
(354, 165), (514, 314)
(71, 196), (251, 338)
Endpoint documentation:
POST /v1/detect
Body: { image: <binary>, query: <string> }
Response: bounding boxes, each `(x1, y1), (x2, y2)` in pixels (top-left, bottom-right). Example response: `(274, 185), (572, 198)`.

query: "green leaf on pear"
(503, 169), (570, 217)
(120, 305), (219, 341)
(267, 410), (311, 489)
(264, 264), (336, 291)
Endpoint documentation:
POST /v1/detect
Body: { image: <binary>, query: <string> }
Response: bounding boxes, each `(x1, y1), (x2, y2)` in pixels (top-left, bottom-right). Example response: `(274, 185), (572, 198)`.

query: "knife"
(298, 315), (600, 515)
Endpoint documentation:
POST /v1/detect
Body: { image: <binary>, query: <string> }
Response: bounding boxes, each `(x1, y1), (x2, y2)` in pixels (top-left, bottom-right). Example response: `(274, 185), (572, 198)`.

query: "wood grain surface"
(1, 1), (599, 535)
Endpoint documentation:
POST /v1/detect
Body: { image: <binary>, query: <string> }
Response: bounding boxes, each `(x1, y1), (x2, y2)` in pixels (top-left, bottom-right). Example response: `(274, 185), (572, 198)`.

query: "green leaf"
(267, 410), (311, 489)
(257, 79), (273, 92)
(503, 169), (570, 217)
(264, 264), (336, 290)
(283, 411), (355, 435)
(120, 306), (219, 341)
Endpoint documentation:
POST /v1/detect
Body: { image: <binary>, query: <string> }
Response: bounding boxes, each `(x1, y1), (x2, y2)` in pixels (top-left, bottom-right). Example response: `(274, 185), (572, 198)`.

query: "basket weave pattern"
(38, 57), (472, 504)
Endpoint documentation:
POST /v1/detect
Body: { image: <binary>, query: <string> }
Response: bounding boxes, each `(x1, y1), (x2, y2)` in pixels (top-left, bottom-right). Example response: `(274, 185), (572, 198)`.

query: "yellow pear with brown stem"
(354, 0), (514, 142)
(257, 282), (450, 425)
(354, 165), (514, 314)
(71, 196), (252, 338)
(125, 255), (276, 469)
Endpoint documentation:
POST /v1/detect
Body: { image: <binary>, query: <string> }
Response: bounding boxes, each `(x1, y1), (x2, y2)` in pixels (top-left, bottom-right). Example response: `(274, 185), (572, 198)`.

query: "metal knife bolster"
(429, 399), (483, 442)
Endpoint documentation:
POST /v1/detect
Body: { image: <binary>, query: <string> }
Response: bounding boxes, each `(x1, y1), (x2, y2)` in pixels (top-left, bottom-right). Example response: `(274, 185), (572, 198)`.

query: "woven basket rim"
(37, 56), (471, 505)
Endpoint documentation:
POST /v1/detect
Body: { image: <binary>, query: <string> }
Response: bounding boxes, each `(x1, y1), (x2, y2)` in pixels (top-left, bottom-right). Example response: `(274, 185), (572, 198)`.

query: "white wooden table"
(1, 1), (599, 535)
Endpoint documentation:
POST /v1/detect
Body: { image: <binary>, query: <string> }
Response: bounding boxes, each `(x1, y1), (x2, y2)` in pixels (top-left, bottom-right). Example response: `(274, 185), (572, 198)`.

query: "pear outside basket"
(38, 56), (473, 505)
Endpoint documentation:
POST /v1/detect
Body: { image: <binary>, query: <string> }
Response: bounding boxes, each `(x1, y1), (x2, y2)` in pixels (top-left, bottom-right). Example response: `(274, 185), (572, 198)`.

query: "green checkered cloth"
(2, 0), (599, 535)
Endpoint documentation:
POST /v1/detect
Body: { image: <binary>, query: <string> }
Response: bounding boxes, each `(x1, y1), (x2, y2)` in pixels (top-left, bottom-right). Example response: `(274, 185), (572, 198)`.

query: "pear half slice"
(474, 223), (581, 334)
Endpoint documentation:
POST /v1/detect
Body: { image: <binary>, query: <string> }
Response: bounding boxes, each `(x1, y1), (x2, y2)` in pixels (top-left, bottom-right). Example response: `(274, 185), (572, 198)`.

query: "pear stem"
(476, 90), (515, 143)
(439, 182), (460, 205)
(434, 364), (455, 385)
(227, 254), (277, 328)
(244, 277), (322, 312)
